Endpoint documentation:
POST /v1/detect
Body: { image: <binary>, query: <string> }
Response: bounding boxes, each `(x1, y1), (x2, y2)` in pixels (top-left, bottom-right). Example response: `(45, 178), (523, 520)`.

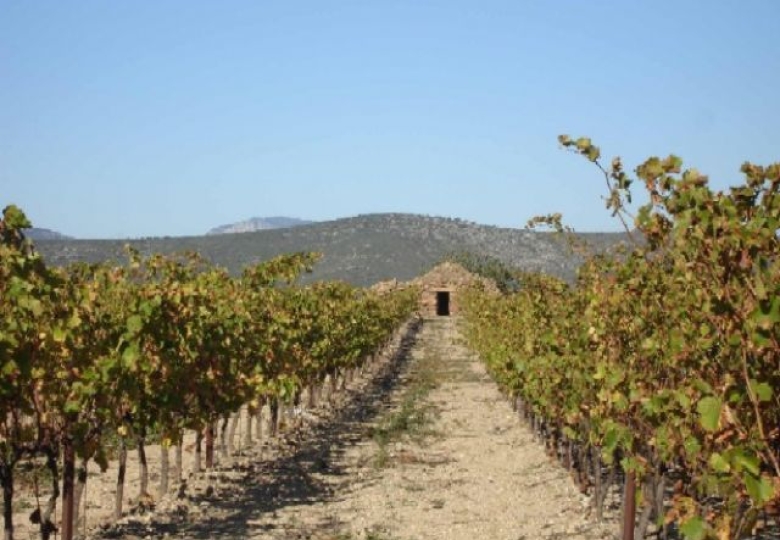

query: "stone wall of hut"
(411, 262), (499, 317)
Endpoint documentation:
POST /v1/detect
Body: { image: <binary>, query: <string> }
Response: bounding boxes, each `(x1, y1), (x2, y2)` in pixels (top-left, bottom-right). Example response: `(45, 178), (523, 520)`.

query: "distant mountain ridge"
(207, 217), (314, 235)
(33, 213), (630, 286)
(24, 227), (72, 241)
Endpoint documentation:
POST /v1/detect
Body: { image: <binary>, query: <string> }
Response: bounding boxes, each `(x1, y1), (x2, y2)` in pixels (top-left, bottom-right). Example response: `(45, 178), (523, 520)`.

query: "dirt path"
(85, 317), (615, 540)
(308, 316), (615, 540)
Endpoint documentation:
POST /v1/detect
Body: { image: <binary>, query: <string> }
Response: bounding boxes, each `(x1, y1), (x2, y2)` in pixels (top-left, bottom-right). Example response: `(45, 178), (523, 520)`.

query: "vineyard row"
(0, 205), (419, 540)
(462, 138), (780, 540)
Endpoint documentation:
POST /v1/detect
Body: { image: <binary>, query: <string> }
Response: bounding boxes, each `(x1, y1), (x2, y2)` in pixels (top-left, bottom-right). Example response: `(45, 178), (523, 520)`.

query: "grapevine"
(0, 206), (418, 540)
(461, 139), (780, 540)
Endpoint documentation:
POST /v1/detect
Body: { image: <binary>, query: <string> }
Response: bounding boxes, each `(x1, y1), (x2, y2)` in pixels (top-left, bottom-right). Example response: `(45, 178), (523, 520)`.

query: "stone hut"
(411, 262), (499, 317)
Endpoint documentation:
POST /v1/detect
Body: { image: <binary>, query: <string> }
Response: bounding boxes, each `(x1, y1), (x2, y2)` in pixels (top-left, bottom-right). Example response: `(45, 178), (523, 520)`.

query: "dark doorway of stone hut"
(436, 291), (450, 316)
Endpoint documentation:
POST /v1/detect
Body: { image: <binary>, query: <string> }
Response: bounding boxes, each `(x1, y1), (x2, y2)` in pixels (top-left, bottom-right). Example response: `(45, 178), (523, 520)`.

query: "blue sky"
(2, 1), (779, 238)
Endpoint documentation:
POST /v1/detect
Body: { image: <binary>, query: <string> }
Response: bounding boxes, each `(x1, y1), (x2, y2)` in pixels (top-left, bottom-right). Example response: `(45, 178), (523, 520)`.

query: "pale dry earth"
(12, 317), (620, 540)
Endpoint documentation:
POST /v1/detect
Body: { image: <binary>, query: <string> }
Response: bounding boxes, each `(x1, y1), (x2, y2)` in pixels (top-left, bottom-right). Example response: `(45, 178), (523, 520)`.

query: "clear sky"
(2, 1), (779, 239)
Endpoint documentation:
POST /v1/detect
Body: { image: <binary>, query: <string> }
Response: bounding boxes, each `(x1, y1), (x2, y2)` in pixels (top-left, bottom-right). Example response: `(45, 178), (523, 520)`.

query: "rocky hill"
(33, 213), (629, 286)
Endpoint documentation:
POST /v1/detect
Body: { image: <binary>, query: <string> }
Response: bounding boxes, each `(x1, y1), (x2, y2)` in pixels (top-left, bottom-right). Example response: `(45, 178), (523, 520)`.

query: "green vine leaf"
(696, 396), (722, 432)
